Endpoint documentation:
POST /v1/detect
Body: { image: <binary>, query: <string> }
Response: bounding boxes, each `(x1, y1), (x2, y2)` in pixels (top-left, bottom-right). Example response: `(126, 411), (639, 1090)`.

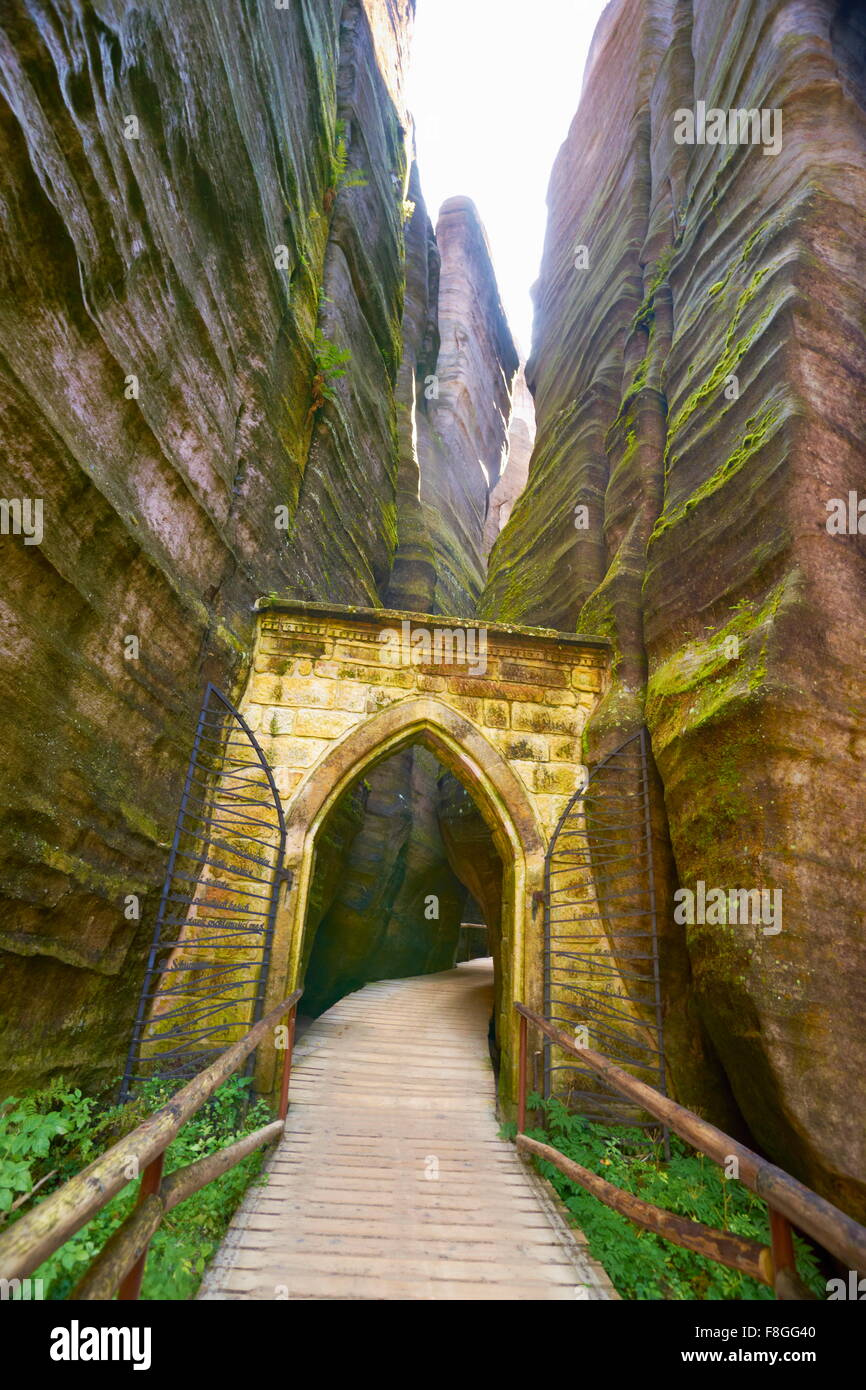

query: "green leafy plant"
(324, 119), (368, 213)
(522, 1096), (825, 1301)
(332, 137), (368, 192)
(314, 328), (352, 384)
(2, 1075), (273, 1300)
(0, 1081), (104, 1215)
(308, 328), (353, 422)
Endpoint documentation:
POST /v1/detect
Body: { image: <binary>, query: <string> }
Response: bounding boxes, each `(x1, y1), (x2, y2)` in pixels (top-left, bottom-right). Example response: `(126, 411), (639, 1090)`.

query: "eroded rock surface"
(482, 0), (866, 1216)
(484, 365), (535, 556)
(0, 1), (519, 1091)
(0, 0), (357, 1091)
(416, 195), (519, 616)
(300, 187), (519, 1018)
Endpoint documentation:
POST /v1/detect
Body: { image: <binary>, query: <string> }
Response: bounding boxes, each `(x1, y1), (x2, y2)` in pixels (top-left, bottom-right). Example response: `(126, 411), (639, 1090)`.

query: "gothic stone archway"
(239, 600), (609, 1109)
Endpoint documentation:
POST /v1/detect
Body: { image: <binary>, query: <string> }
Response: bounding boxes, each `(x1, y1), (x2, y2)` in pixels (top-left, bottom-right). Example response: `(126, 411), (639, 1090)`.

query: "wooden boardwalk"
(199, 959), (615, 1300)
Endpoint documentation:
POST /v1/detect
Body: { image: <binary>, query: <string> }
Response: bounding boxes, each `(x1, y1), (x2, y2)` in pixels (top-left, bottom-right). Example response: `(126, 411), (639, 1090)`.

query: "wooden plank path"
(199, 958), (615, 1301)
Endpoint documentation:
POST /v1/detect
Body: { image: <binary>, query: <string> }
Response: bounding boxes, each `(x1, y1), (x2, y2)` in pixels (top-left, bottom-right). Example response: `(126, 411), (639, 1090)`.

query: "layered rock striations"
(417, 196), (518, 616)
(483, 365), (535, 556)
(0, 1), (517, 1090)
(0, 0), (361, 1092)
(303, 185), (519, 1018)
(483, 0), (866, 1217)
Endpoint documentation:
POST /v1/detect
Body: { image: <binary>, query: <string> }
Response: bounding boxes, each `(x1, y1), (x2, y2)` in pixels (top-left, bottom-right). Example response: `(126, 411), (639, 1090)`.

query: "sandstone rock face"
(298, 159), (461, 1010)
(385, 159), (440, 614)
(482, 0), (866, 1217)
(0, 2), (520, 1092)
(418, 196), (519, 616)
(301, 186), (519, 1022)
(484, 366), (535, 557)
(0, 0), (361, 1092)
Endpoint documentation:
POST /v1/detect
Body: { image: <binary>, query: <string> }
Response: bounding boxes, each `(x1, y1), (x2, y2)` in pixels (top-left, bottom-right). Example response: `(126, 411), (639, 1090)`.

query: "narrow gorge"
(0, 0), (864, 1311)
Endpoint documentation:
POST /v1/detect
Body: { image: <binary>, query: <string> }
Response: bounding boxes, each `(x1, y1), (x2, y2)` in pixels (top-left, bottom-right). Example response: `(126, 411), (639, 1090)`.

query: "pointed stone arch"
(259, 697), (547, 1108)
(284, 695), (546, 863)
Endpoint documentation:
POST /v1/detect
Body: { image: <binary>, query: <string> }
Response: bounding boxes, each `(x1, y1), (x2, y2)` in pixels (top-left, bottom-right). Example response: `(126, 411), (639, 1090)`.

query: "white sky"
(407, 0), (609, 356)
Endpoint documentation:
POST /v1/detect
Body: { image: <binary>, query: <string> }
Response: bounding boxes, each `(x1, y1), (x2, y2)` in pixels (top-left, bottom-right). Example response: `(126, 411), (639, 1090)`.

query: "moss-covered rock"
(0, 0), (523, 1097)
(481, 0), (866, 1218)
(0, 0), (419, 1094)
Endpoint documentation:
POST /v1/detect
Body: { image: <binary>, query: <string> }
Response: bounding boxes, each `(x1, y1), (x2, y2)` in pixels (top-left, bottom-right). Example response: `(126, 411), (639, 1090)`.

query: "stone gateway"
(241, 599), (609, 1106)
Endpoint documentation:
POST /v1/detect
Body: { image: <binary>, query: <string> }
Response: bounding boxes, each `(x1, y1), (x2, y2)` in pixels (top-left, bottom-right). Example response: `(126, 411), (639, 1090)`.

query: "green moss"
(652, 403), (782, 543)
(740, 220), (772, 264)
(729, 266), (770, 325)
(117, 802), (163, 844)
(211, 619), (247, 660)
(663, 228), (792, 475)
(646, 575), (797, 758)
(630, 245), (674, 334)
(606, 424), (640, 492)
(576, 534), (643, 677)
(628, 350), (651, 398)
(666, 291), (776, 454)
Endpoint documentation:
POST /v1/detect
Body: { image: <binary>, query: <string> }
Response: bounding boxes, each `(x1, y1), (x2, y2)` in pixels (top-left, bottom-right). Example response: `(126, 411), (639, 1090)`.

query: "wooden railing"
(0, 989), (302, 1299)
(515, 1002), (866, 1300)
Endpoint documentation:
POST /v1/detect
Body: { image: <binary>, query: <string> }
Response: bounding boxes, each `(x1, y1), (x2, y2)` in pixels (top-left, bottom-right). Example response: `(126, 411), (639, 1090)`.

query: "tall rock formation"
(417, 196), (518, 615)
(482, 0), (866, 1219)
(0, 0), (418, 1093)
(304, 185), (519, 1017)
(0, 1), (517, 1091)
(484, 365), (535, 556)
(1, 0), (374, 1093)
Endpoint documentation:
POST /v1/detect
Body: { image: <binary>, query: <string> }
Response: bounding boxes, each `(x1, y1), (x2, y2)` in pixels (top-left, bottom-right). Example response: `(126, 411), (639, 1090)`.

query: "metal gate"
(543, 727), (667, 1132)
(121, 684), (287, 1100)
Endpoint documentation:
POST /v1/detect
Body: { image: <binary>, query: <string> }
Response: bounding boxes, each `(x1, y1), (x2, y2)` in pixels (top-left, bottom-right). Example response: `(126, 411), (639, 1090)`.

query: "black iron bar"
(542, 729), (668, 1141)
(122, 684), (286, 1101)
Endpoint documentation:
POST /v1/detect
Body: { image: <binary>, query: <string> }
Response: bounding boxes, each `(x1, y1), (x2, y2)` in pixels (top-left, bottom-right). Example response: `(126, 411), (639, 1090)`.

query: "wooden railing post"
(768, 1206), (815, 1299)
(511, 999), (866, 1281)
(769, 1207), (795, 1276)
(0, 987), (302, 1290)
(117, 1152), (165, 1301)
(278, 1002), (297, 1121)
(517, 1010), (528, 1134)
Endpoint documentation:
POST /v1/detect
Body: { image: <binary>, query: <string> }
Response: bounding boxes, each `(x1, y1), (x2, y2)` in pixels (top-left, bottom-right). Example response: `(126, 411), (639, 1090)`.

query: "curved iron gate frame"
(542, 727), (668, 1136)
(121, 684), (287, 1101)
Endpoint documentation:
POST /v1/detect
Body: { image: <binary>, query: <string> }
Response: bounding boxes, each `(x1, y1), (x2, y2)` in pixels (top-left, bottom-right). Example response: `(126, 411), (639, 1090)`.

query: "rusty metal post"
(117, 1152), (165, 1301)
(517, 1011), (528, 1134)
(278, 1004), (297, 1121)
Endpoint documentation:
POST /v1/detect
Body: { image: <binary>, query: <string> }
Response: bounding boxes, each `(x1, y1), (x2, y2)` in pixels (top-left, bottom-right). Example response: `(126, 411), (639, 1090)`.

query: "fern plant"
(312, 329), (352, 401)
(306, 328), (352, 424)
(3, 1075), (274, 1300)
(324, 120), (368, 213)
(332, 140), (368, 192)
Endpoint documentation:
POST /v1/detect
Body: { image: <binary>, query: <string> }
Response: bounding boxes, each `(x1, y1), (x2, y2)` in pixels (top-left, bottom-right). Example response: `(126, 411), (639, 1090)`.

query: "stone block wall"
(243, 601), (606, 843)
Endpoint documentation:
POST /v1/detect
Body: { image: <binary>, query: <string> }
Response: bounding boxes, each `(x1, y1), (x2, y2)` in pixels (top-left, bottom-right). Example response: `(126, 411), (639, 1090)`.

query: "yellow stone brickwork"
(238, 600), (610, 1110)
(243, 600), (607, 842)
